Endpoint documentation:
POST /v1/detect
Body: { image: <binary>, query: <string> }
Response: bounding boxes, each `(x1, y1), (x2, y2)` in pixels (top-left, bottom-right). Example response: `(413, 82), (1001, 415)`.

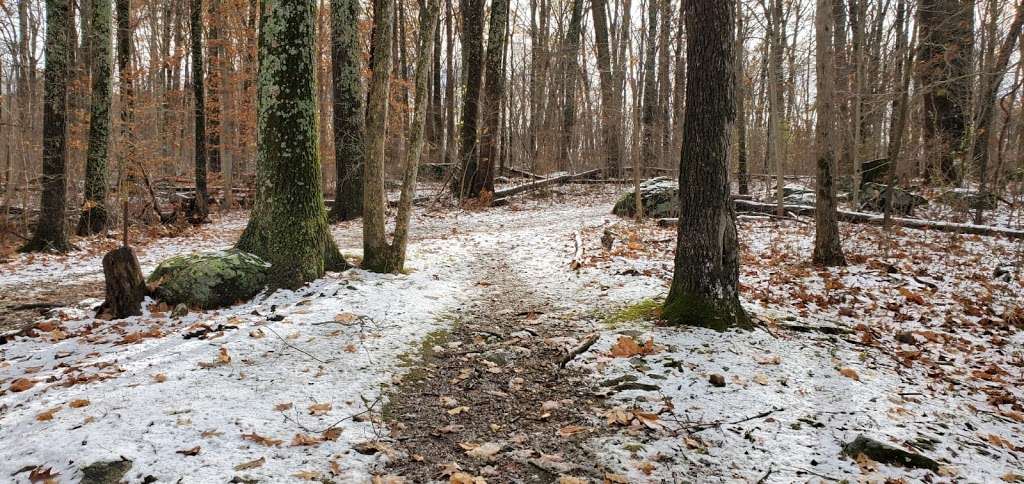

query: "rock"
(859, 182), (928, 216)
(613, 177), (679, 218)
(709, 374), (726, 387)
(81, 459), (132, 484)
(938, 188), (997, 211)
(171, 303), (189, 318)
(842, 435), (940, 471)
(147, 249), (270, 309)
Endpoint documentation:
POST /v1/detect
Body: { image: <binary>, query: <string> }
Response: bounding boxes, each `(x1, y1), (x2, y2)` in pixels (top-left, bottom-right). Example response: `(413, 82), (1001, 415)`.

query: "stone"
(842, 435), (940, 471)
(81, 459), (132, 484)
(859, 182), (928, 216)
(171, 303), (189, 318)
(613, 177), (679, 218)
(147, 249), (270, 309)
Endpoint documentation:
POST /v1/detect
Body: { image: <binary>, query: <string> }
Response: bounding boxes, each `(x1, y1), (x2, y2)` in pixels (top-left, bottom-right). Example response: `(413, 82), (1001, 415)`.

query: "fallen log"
(492, 169), (603, 201)
(657, 199), (1024, 239)
(501, 166), (544, 180)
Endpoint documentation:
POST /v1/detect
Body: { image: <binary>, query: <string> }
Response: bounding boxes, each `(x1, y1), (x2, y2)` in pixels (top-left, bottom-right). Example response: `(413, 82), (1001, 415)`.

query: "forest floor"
(0, 184), (1022, 483)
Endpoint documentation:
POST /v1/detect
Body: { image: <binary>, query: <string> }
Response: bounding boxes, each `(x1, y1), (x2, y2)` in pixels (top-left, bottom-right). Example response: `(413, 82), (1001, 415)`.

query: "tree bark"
(22, 0), (72, 252)
(592, 0), (622, 178)
(479, 0), (510, 194)
(662, 0), (750, 330)
(558, 0), (585, 171)
(329, 0), (365, 222)
(767, 0), (785, 216)
(916, 0), (974, 184)
(454, 0), (486, 198)
(236, 0), (349, 289)
(190, 0), (210, 221)
(98, 245), (145, 319)
(735, 0), (749, 195)
(364, 0), (438, 273)
(78, 0), (113, 236)
(812, 0), (846, 266)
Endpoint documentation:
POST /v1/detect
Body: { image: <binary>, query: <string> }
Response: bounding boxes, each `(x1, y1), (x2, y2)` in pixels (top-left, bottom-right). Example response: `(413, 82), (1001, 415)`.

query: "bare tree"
(812, 0), (846, 266)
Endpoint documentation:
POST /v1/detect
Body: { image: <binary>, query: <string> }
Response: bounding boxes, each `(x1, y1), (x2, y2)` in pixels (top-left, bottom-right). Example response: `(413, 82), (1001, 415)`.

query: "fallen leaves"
(176, 445), (201, 456)
(839, 367), (861, 381)
(461, 441), (503, 461)
(233, 456), (265, 471)
(9, 378), (36, 392)
(274, 402), (293, 411)
(308, 402), (332, 416)
(35, 406), (61, 421)
(68, 399), (90, 408)
(152, 373), (168, 383)
(609, 335), (659, 358)
(241, 432), (283, 447)
(556, 425), (589, 438)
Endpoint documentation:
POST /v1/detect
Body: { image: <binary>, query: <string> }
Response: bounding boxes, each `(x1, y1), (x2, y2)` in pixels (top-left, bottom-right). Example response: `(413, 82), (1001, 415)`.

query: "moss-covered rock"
(147, 249), (270, 309)
(612, 177), (679, 218)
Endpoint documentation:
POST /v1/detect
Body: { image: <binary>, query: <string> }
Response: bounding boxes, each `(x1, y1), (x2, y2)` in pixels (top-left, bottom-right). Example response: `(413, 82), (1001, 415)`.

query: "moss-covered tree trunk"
(363, 0), (437, 273)
(328, 0), (365, 222)
(454, 0), (485, 199)
(23, 0), (72, 253)
(478, 0), (509, 195)
(662, 0), (751, 331)
(78, 0), (113, 236)
(812, 0), (846, 267)
(237, 0), (349, 289)
(190, 0), (210, 221)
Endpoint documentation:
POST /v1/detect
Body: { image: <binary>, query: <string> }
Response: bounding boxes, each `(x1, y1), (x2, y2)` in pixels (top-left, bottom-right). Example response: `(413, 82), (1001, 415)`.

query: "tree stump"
(97, 246), (146, 319)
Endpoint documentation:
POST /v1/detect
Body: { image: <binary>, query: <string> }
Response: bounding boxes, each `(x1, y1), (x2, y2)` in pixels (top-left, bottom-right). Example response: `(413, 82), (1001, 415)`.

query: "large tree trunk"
(23, 0), (72, 252)
(115, 0), (133, 210)
(812, 0), (846, 266)
(883, 0), (913, 230)
(592, 0), (622, 178)
(329, 0), (365, 222)
(767, 0), (785, 216)
(735, 0), (749, 195)
(190, 0), (209, 221)
(236, 0), (349, 290)
(207, 0), (222, 174)
(362, 0), (394, 271)
(78, 0), (113, 236)
(972, 2), (1023, 224)
(662, 0), (750, 330)
(454, 0), (486, 198)
(478, 0), (510, 194)
(364, 0), (438, 273)
(558, 0), (585, 171)
(916, 0), (974, 184)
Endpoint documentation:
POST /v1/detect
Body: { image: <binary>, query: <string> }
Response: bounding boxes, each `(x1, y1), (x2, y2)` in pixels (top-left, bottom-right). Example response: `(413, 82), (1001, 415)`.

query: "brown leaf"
(35, 406), (62, 421)
(322, 427), (343, 441)
(274, 402), (293, 412)
(464, 442), (503, 461)
(9, 378), (36, 392)
(291, 433), (324, 446)
(28, 466), (59, 483)
(293, 470), (322, 481)
(69, 399), (90, 408)
(200, 429), (223, 438)
(557, 425), (589, 438)
(449, 472), (487, 484)
(241, 432), (283, 447)
(308, 402), (332, 416)
(152, 373), (168, 383)
(233, 457), (265, 471)
(839, 367), (860, 381)
(176, 445), (201, 456)
(609, 335), (658, 357)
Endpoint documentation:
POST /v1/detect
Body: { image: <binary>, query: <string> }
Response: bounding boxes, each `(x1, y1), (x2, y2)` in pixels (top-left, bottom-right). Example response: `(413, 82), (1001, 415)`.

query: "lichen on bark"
(78, 0), (114, 236)
(236, 0), (349, 290)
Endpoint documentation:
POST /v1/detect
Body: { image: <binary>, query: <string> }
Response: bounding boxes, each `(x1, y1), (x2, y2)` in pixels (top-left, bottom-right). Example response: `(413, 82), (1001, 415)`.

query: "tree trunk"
(78, 0), (113, 236)
(592, 0), (622, 177)
(735, 0), (749, 195)
(190, 0), (209, 221)
(207, 0), (222, 174)
(767, 0), (785, 216)
(812, 0), (846, 266)
(479, 0), (510, 194)
(558, 0), (585, 171)
(236, 0), (349, 289)
(23, 0), (72, 252)
(364, 0), (438, 273)
(454, 0), (486, 198)
(662, 0), (750, 330)
(329, 0), (365, 222)
(883, 0), (912, 230)
(916, 0), (974, 184)
(115, 0), (133, 203)
(972, 1), (1023, 224)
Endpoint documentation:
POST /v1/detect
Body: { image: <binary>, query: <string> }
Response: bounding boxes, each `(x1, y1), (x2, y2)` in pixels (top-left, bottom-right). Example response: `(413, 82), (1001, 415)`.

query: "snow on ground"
(1, 184), (1022, 482)
(0, 226), (477, 482)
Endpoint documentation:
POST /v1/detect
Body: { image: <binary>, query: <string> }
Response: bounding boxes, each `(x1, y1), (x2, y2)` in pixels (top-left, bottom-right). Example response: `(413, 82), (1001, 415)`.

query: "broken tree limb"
(570, 230), (585, 270)
(492, 169), (603, 201)
(559, 333), (600, 368)
(658, 199), (1024, 239)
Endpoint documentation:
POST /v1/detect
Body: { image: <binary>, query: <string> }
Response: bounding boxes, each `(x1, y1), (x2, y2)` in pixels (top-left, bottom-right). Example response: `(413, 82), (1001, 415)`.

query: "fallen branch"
(570, 230), (584, 271)
(658, 199), (1024, 239)
(492, 169), (603, 201)
(559, 333), (600, 368)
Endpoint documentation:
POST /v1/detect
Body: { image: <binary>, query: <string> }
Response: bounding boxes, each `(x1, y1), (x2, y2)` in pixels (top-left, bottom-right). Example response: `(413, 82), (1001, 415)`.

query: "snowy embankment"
(0, 221), (475, 482)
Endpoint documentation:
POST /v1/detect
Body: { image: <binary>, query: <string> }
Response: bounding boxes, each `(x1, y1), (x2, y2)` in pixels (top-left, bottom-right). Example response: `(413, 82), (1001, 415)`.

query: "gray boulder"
(81, 459), (132, 484)
(613, 177), (679, 218)
(148, 249), (270, 309)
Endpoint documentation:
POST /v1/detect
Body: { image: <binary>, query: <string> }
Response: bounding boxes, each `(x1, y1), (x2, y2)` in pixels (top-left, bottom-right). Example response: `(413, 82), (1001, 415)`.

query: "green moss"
(603, 299), (663, 328)
(148, 249), (270, 309)
(661, 292), (752, 331)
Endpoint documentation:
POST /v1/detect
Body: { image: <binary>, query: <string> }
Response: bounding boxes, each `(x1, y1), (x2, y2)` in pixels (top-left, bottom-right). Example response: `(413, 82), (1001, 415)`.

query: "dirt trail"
(384, 242), (613, 482)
